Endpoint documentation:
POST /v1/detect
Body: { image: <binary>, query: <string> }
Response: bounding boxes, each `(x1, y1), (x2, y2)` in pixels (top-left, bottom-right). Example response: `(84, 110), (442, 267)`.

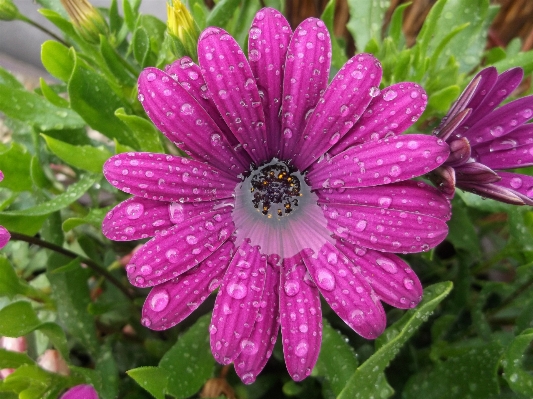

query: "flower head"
(166, 0), (199, 59)
(430, 67), (533, 205)
(0, 171), (10, 249)
(60, 0), (109, 44)
(60, 384), (99, 399)
(103, 8), (450, 383)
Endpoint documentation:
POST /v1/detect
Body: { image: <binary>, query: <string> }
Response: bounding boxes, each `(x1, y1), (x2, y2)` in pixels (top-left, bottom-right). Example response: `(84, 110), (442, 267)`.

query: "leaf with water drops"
(127, 366), (169, 399)
(338, 282), (453, 399)
(115, 108), (165, 153)
(0, 66), (24, 89)
(346, 0), (388, 51)
(502, 328), (533, 396)
(314, 319), (358, 398)
(0, 142), (32, 192)
(446, 198), (481, 257)
(159, 313), (215, 399)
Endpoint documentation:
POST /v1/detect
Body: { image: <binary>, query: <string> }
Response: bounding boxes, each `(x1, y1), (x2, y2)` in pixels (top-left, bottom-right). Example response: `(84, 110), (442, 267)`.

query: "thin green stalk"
(17, 14), (69, 47)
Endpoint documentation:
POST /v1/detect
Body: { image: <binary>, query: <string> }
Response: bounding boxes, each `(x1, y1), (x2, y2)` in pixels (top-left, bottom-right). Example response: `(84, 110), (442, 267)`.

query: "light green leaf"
(159, 313), (215, 398)
(338, 282), (453, 399)
(100, 35), (137, 86)
(42, 134), (112, 174)
(39, 78), (69, 108)
(127, 367), (169, 399)
(427, 85), (460, 112)
(492, 49), (533, 74)
(206, 0), (241, 28)
(41, 40), (74, 82)
(0, 66), (23, 89)
(387, 2), (410, 49)
(115, 108), (164, 153)
(346, 0), (388, 51)
(132, 26), (151, 67)
(502, 329), (533, 396)
(0, 84), (85, 131)
(0, 142), (33, 192)
(0, 349), (34, 369)
(0, 256), (44, 300)
(62, 206), (111, 232)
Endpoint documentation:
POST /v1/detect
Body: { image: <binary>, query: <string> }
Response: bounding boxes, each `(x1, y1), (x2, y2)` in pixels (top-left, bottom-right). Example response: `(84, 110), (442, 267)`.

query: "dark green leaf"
(62, 206), (111, 232)
(127, 367), (169, 399)
(114, 109), (164, 153)
(502, 329), (533, 396)
(206, 0), (241, 28)
(0, 142), (33, 192)
(446, 198), (481, 256)
(100, 35), (137, 86)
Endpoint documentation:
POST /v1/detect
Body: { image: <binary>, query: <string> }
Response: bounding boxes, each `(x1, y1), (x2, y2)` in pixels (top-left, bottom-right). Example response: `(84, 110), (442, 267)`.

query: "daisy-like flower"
(430, 67), (533, 204)
(103, 8), (450, 383)
(0, 171), (10, 249)
(60, 384), (99, 399)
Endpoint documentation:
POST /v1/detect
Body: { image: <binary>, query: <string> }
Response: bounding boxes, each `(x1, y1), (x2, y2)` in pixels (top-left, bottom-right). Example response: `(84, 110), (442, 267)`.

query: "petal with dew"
(280, 18), (331, 160)
(104, 153), (237, 203)
(317, 180), (451, 221)
(321, 203), (448, 253)
(60, 385), (99, 399)
(126, 207), (234, 288)
(293, 54), (382, 170)
(330, 82), (427, 157)
(475, 143), (533, 170)
(198, 28), (268, 164)
(138, 68), (249, 176)
(307, 135), (449, 190)
(210, 242), (267, 365)
(165, 57), (237, 146)
(234, 263), (280, 384)
(302, 243), (386, 339)
(141, 241), (234, 330)
(494, 171), (533, 205)
(248, 8), (292, 158)
(473, 124), (533, 155)
(458, 181), (526, 205)
(280, 254), (322, 381)
(336, 241), (423, 309)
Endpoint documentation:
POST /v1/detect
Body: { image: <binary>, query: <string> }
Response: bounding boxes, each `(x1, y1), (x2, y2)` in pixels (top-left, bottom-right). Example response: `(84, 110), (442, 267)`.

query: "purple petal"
(494, 171), (533, 205)
(210, 242), (267, 365)
(321, 203), (448, 253)
(165, 57), (238, 146)
(292, 54), (382, 170)
(474, 124), (533, 155)
(141, 241), (234, 330)
(336, 241), (422, 309)
(138, 67), (249, 176)
(475, 142), (533, 170)
(60, 385), (99, 399)
(198, 28), (268, 164)
(248, 8), (292, 158)
(330, 82), (427, 156)
(455, 162), (500, 184)
(429, 165), (456, 199)
(125, 207), (234, 288)
(457, 181), (526, 205)
(302, 243), (385, 339)
(279, 18), (331, 160)
(280, 254), (322, 381)
(445, 137), (471, 167)
(0, 225), (10, 249)
(234, 263), (280, 384)
(459, 68), (523, 136)
(317, 180), (451, 221)
(307, 135), (449, 189)
(104, 152), (237, 202)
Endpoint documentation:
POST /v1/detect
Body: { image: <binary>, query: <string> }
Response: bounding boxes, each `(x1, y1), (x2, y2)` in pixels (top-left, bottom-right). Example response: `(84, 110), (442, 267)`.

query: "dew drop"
(146, 72), (156, 82)
(141, 317), (151, 327)
(510, 177), (523, 189)
(403, 278), (414, 290)
(355, 220), (367, 231)
(169, 202), (185, 223)
(181, 103), (193, 115)
(351, 70), (363, 79)
(227, 282), (248, 299)
(383, 90), (397, 101)
(240, 339), (258, 355)
(284, 279), (300, 296)
(186, 235), (198, 245)
(126, 202), (144, 219)
(316, 269), (335, 291)
(283, 128), (293, 138)
(295, 341), (309, 357)
(376, 258), (398, 273)
(340, 105), (350, 116)
(350, 309), (364, 326)
(379, 197), (392, 208)
(150, 290), (170, 312)
(140, 265), (152, 275)
(166, 249), (179, 263)
(369, 86), (380, 97)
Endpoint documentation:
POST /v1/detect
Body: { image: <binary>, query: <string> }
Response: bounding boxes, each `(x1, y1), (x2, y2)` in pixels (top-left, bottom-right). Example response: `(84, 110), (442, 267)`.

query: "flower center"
(250, 160), (301, 218)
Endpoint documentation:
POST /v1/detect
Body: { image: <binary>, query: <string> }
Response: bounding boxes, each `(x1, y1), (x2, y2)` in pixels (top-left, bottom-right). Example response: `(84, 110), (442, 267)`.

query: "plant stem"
(9, 231), (137, 301)
(18, 15), (69, 47)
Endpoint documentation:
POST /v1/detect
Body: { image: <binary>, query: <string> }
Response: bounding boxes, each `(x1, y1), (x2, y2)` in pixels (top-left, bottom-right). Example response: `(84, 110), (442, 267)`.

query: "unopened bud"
(60, 384), (99, 399)
(38, 349), (70, 376)
(60, 0), (109, 44)
(166, 0), (199, 59)
(446, 137), (471, 167)
(0, 0), (19, 21)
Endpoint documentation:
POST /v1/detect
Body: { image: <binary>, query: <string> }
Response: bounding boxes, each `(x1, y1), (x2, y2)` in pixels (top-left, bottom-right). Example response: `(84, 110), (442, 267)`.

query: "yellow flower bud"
(166, 0), (199, 59)
(60, 0), (109, 44)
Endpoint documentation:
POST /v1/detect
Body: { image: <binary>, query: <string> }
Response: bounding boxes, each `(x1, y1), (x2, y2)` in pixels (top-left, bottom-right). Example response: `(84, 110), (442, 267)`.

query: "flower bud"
(38, 349), (70, 376)
(166, 0), (199, 59)
(60, 0), (109, 44)
(0, 0), (19, 21)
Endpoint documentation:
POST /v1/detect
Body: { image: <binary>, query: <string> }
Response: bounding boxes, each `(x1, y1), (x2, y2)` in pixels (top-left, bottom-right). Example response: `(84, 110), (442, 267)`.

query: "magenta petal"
(455, 163), (500, 184)
(280, 18), (331, 160)
(280, 254), (322, 381)
(473, 124), (533, 155)
(102, 197), (173, 241)
(234, 263), (280, 384)
(248, 8), (292, 158)
(293, 54), (383, 170)
(302, 243), (386, 339)
(458, 181), (526, 205)
(198, 28), (269, 164)
(60, 385), (99, 399)
(210, 242), (267, 365)
(165, 57), (238, 146)
(317, 180), (451, 221)
(103, 153), (237, 202)
(330, 82), (427, 156)
(307, 135), (449, 189)
(141, 241), (234, 330)
(321, 203), (448, 253)
(138, 68), (249, 176)
(126, 207), (234, 287)
(0, 225), (10, 249)
(494, 171), (533, 204)
(476, 143), (533, 170)
(336, 242), (423, 309)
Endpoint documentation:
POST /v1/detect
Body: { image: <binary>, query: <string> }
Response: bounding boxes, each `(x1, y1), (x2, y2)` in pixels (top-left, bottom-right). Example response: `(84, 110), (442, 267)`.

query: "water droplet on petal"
(383, 90), (397, 101)
(146, 72), (156, 82)
(150, 290), (169, 312)
(186, 235), (198, 245)
(181, 103), (193, 115)
(227, 282), (248, 299)
(403, 278), (414, 290)
(351, 70), (363, 79)
(376, 258), (398, 273)
(126, 202), (144, 219)
(284, 279), (300, 296)
(240, 339), (258, 355)
(316, 269), (335, 291)
(141, 317), (151, 327)
(169, 202), (185, 223)
(510, 177), (523, 189)
(369, 86), (380, 97)
(295, 341), (309, 357)
(166, 249), (179, 263)
(350, 309), (364, 326)
(379, 197), (392, 208)
(218, 90), (228, 99)
(355, 220), (367, 231)
(140, 265), (152, 275)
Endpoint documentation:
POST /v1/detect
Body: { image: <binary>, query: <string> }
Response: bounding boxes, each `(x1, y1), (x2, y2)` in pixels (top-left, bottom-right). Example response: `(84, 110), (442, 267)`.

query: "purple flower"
(430, 67), (533, 204)
(103, 8), (450, 383)
(0, 171), (10, 249)
(60, 384), (98, 399)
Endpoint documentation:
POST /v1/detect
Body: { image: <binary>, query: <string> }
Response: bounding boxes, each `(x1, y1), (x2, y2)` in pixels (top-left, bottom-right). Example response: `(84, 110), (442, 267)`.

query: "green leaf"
(346, 0), (388, 51)
(387, 2), (410, 49)
(62, 206), (111, 232)
(321, 0), (347, 70)
(123, 0), (137, 32)
(502, 329), (533, 396)
(42, 134), (112, 174)
(427, 85), (460, 113)
(114, 108), (164, 153)
(41, 41), (75, 82)
(132, 26), (151, 67)
(68, 53), (138, 148)
(39, 79), (69, 108)
(338, 282), (453, 399)
(127, 367), (169, 399)
(1, 364), (72, 399)
(0, 66), (24, 89)
(159, 313), (215, 398)
(492, 49), (533, 75)
(206, 0), (241, 28)
(100, 35), (137, 86)
(446, 198), (481, 256)
(314, 319), (358, 398)
(31, 156), (53, 189)
(0, 349), (34, 369)
(0, 256), (42, 300)
(95, 342), (119, 399)
(0, 142), (33, 192)
(403, 341), (503, 399)
(0, 84), (85, 131)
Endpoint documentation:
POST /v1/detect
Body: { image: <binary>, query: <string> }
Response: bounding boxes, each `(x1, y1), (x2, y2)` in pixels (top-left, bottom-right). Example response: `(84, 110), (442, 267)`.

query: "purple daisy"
(103, 8), (450, 383)
(60, 385), (99, 399)
(430, 67), (533, 204)
(0, 171), (10, 249)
